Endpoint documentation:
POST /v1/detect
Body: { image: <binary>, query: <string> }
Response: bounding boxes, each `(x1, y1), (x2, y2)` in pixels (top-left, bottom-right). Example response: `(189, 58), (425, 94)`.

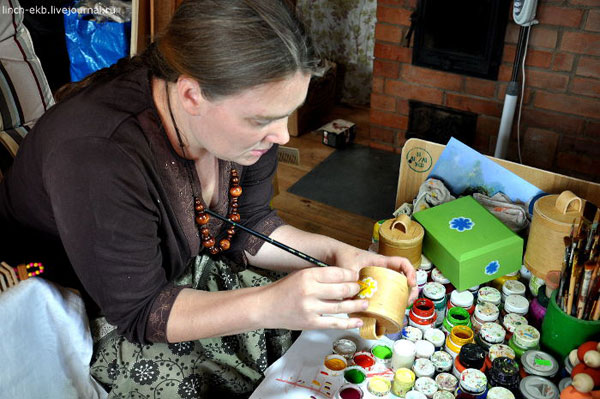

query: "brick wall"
(370, 0), (600, 183)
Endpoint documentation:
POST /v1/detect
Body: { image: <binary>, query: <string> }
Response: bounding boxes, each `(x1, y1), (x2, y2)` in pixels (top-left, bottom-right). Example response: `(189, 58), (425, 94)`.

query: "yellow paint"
(324, 358), (346, 371)
(369, 376), (391, 394)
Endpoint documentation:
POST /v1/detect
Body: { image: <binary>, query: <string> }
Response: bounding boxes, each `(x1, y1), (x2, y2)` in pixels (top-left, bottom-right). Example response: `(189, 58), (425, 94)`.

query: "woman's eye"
(253, 119), (271, 127)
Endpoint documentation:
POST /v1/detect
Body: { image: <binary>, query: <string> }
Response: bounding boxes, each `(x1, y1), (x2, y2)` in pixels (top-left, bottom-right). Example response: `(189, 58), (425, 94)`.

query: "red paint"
(354, 354), (375, 368)
(340, 387), (362, 399)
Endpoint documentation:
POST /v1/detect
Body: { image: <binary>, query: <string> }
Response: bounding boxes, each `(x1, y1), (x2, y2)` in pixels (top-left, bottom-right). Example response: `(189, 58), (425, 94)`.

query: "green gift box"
(412, 196), (523, 291)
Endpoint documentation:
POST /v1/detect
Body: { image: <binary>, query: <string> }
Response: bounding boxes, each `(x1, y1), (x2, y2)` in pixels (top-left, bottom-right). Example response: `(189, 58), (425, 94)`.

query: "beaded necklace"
(165, 84), (241, 255)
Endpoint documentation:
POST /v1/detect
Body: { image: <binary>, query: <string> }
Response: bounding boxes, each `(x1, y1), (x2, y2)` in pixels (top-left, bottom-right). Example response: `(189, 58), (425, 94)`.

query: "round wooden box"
(378, 214), (424, 269)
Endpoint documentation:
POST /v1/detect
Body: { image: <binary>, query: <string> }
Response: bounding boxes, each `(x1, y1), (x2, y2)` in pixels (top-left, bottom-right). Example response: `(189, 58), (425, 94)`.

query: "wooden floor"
(272, 104), (375, 250)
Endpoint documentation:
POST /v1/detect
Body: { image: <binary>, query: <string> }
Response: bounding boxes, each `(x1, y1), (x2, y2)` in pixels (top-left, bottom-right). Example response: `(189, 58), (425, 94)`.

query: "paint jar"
(435, 372), (458, 392)
(434, 390), (456, 399)
(403, 326), (425, 342)
(488, 357), (520, 391)
(475, 322), (506, 350)
(477, 287), (502, 307)
(453, 353), (486, 380)
(431, 350), (454, 373)
(501, 295), (529, 321)
(353, 350), (376, 370)
(409, 298), (437, 331)
(456, 369), (488, 399)
(415, 340), (435, 359)
(471, 302), (500, 335)
(414, 358), (436, 378)
(432, 268), (454, 295)
(415, 376), (439, 398)
(417, 270), (428, 296)
(519, 376), (560, 399)
(508, 325), (540, 359)
(423, 282), (447, 328)
(368, 376), (392, 397)
(501, 280), (526, 303)
(333, 338), (357, 360)
(502, 313), (528, 341)
(371, 343), (393, 367)
(519, 350), (559, 379)
(529, 275), (545, 298)
(408, 390), (429, 399)
(420, 255), (433, 277)
(491, 271), (520, 291)
(444, 325), (474, 359)
(519, 264), (532, 284)
(322, 354), (348, 377)
(459, 343), (487, 370)
(335, 384), (364, 399)
(424, 328), (446, 350)
(343, 365), (367, 385)
(485, 344), (516, 370)
(447, 290), (475, 315)
(392, 339), (417, 371)
(528, 289), (548, 330)
(392, 368), (416, 397)
(443, 307), (472, 335)
(487, 386), (515, 399)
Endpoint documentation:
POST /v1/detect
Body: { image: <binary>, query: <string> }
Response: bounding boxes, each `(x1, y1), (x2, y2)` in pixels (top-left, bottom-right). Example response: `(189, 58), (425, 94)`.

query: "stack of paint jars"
(508, 324), (540, 359)
(453, 343), (486, 379)
(501, 280), (526, 302)
(423, 282), (447, 328)
(443, 307), (472, 335)
(444, 325), (474, 359)
(501, 295), (529, 322)
(410, 298), (437, 331)
(471, 302), (500, 335)
(447, 290), (475, 316)
(484, 344), (516, 370)
(431, 268), (454, 294)
(477, 286), (502, 308)
(475, 322), (506, 351)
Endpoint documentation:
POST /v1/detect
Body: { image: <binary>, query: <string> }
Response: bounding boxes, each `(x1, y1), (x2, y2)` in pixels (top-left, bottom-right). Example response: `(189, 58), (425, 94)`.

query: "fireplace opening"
(411, 0), (510, 80)
(407, 101), (478, 146)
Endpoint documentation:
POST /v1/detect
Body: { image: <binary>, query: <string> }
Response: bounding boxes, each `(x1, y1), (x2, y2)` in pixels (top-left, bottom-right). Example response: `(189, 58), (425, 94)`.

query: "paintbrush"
(566, 231), (583, 315)
(557, 236), (572, 309)
(582, 264), (600, 320)
(576, 261), (596, 318)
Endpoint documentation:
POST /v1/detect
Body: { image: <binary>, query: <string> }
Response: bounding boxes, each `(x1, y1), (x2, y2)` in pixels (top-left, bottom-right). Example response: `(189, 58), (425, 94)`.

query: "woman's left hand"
(330, 245), (419, 305)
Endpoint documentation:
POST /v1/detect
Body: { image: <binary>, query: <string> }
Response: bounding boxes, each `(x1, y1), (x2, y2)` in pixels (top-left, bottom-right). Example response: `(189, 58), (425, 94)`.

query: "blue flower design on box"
(449, 217), (475, 232)
(485, 260), (500, 275)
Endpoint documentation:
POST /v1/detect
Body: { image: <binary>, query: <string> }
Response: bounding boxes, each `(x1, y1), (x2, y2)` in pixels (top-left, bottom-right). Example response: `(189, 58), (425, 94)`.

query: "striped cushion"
(0, 0), (53, 179)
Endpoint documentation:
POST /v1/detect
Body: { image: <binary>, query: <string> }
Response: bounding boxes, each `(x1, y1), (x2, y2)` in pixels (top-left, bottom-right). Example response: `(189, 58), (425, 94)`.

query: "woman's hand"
(259, 266), (369, 331)
(329, 245), (419, 305)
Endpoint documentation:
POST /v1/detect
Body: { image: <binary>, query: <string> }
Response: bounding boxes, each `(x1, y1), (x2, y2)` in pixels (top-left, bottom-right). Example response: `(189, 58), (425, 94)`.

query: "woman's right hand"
(260, 266), (369, 331)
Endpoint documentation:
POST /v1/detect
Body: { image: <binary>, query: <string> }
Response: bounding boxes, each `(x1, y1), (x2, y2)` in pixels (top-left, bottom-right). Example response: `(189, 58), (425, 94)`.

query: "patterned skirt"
(90, 255), (294, 398)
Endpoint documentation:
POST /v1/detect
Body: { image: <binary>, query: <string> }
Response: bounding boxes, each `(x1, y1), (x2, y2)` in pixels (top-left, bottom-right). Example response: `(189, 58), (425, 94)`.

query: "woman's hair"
(55, 0), (320, 102)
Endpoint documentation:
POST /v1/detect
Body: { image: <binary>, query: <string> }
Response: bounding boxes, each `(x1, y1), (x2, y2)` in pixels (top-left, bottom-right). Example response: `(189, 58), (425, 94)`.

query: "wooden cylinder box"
(378, 214), (424, 269)
(524, 190), (583, 280)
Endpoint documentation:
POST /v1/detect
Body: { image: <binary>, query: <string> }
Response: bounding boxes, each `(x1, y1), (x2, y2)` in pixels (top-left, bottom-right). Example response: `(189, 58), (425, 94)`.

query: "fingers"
(312, 315), (364, 330)
(309, 266), (359, 283)
(407, 285), (419, 305)
(317, 282), (362, 300)
(319, 298), (369, 315)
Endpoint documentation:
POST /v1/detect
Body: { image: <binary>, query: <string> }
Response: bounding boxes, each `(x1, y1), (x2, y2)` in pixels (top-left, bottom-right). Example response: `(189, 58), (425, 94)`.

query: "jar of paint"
(333, 338), (357, 360)
(343, 366), (367, 385)
(424, 328), (446, 350)
(471, 302), (500, 335)
(414, 358), (436, 378)
(322, 354), (348, 377)
(415, 376), (439, 398)
(410, 298), (437, 331)
(444, 325), (474, 359)
(432, 268), (454, 294)
(435, 372), (458, 392)
(520, 350), (559, 379)
(453, 353), (486, 380)
(491, 271), (520, 291)
(475, 322), (506, 350)
(477, 287), (502, 307)
(392, 339), (417, 371)
(443, 307), (472, 335)
(488, 357), (520, 391)
(353, 351), (376, 370)
(519, 376), (560, 399)
(448, 290), (476, 315)
(456, 369), (488, 399)
(485, 344), (516, 370)
(335, 384), (364, 399)
(392, 368), (416, 397)
(431, 350), (454, 373)
(528, 288), (548, 330)
(403, 326), (425, 342)
(508, 325), (540, 359)
(424, 282), (447, 328)
(502, 313), (528, 341)
(528, 275), (545, 298)
(459, 343), (487, 370)
(502, 280), (526, 303)
(487, 386), (515, 399)
(368, 376), (392, 397)
(371, 343), (393, 367)
(420, 254), (433, 274)
(502, 295), (529, 320)
(416, 340), (435, 359)
(433, 390), (456, 399)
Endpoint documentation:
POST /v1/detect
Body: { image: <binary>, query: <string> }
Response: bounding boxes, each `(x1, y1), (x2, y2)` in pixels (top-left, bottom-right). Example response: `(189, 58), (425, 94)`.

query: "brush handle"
(204, 209), (330, 268)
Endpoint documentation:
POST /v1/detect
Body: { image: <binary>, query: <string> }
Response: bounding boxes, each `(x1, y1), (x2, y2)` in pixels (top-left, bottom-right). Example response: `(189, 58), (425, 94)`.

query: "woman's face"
(188, 71), (311, 165)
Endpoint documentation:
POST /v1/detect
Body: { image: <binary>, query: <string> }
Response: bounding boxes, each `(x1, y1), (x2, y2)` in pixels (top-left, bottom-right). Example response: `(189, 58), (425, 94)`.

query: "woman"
(0, 0), (417, 397)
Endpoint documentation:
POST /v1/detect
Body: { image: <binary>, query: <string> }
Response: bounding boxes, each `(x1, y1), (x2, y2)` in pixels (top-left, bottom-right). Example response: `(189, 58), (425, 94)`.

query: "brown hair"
(55, 0), (320, 102)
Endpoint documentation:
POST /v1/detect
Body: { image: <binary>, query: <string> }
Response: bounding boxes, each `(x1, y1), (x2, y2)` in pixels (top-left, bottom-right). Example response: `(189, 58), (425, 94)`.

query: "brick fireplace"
(369, 0), (600, 183)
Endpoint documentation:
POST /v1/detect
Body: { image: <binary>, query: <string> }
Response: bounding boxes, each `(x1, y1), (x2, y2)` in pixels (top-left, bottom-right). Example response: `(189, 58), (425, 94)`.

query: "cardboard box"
(412, 196), (523, 291)
(320, 119), (356, 148)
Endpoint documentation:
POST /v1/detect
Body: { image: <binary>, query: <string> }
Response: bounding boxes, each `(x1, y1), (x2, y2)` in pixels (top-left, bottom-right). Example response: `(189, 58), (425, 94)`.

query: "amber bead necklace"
(165, 84), (241, 255)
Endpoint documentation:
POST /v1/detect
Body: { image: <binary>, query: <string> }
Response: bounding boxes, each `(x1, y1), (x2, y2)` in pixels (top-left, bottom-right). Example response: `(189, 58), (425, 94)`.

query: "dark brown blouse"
(0, 67), (284, 343)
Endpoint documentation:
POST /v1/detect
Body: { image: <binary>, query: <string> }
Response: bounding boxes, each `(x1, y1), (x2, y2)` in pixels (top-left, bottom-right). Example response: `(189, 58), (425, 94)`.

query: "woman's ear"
(176, 76), (206, 116)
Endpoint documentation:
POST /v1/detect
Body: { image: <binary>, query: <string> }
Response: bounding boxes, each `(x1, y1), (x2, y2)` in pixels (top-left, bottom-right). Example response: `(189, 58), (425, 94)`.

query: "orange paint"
(324, 358), (347, 371)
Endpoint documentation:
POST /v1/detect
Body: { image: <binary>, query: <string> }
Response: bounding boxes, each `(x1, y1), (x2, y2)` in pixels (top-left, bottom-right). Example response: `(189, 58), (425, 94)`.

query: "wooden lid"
(379, 214), (424, 245)
(534, 190), (583, 225)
